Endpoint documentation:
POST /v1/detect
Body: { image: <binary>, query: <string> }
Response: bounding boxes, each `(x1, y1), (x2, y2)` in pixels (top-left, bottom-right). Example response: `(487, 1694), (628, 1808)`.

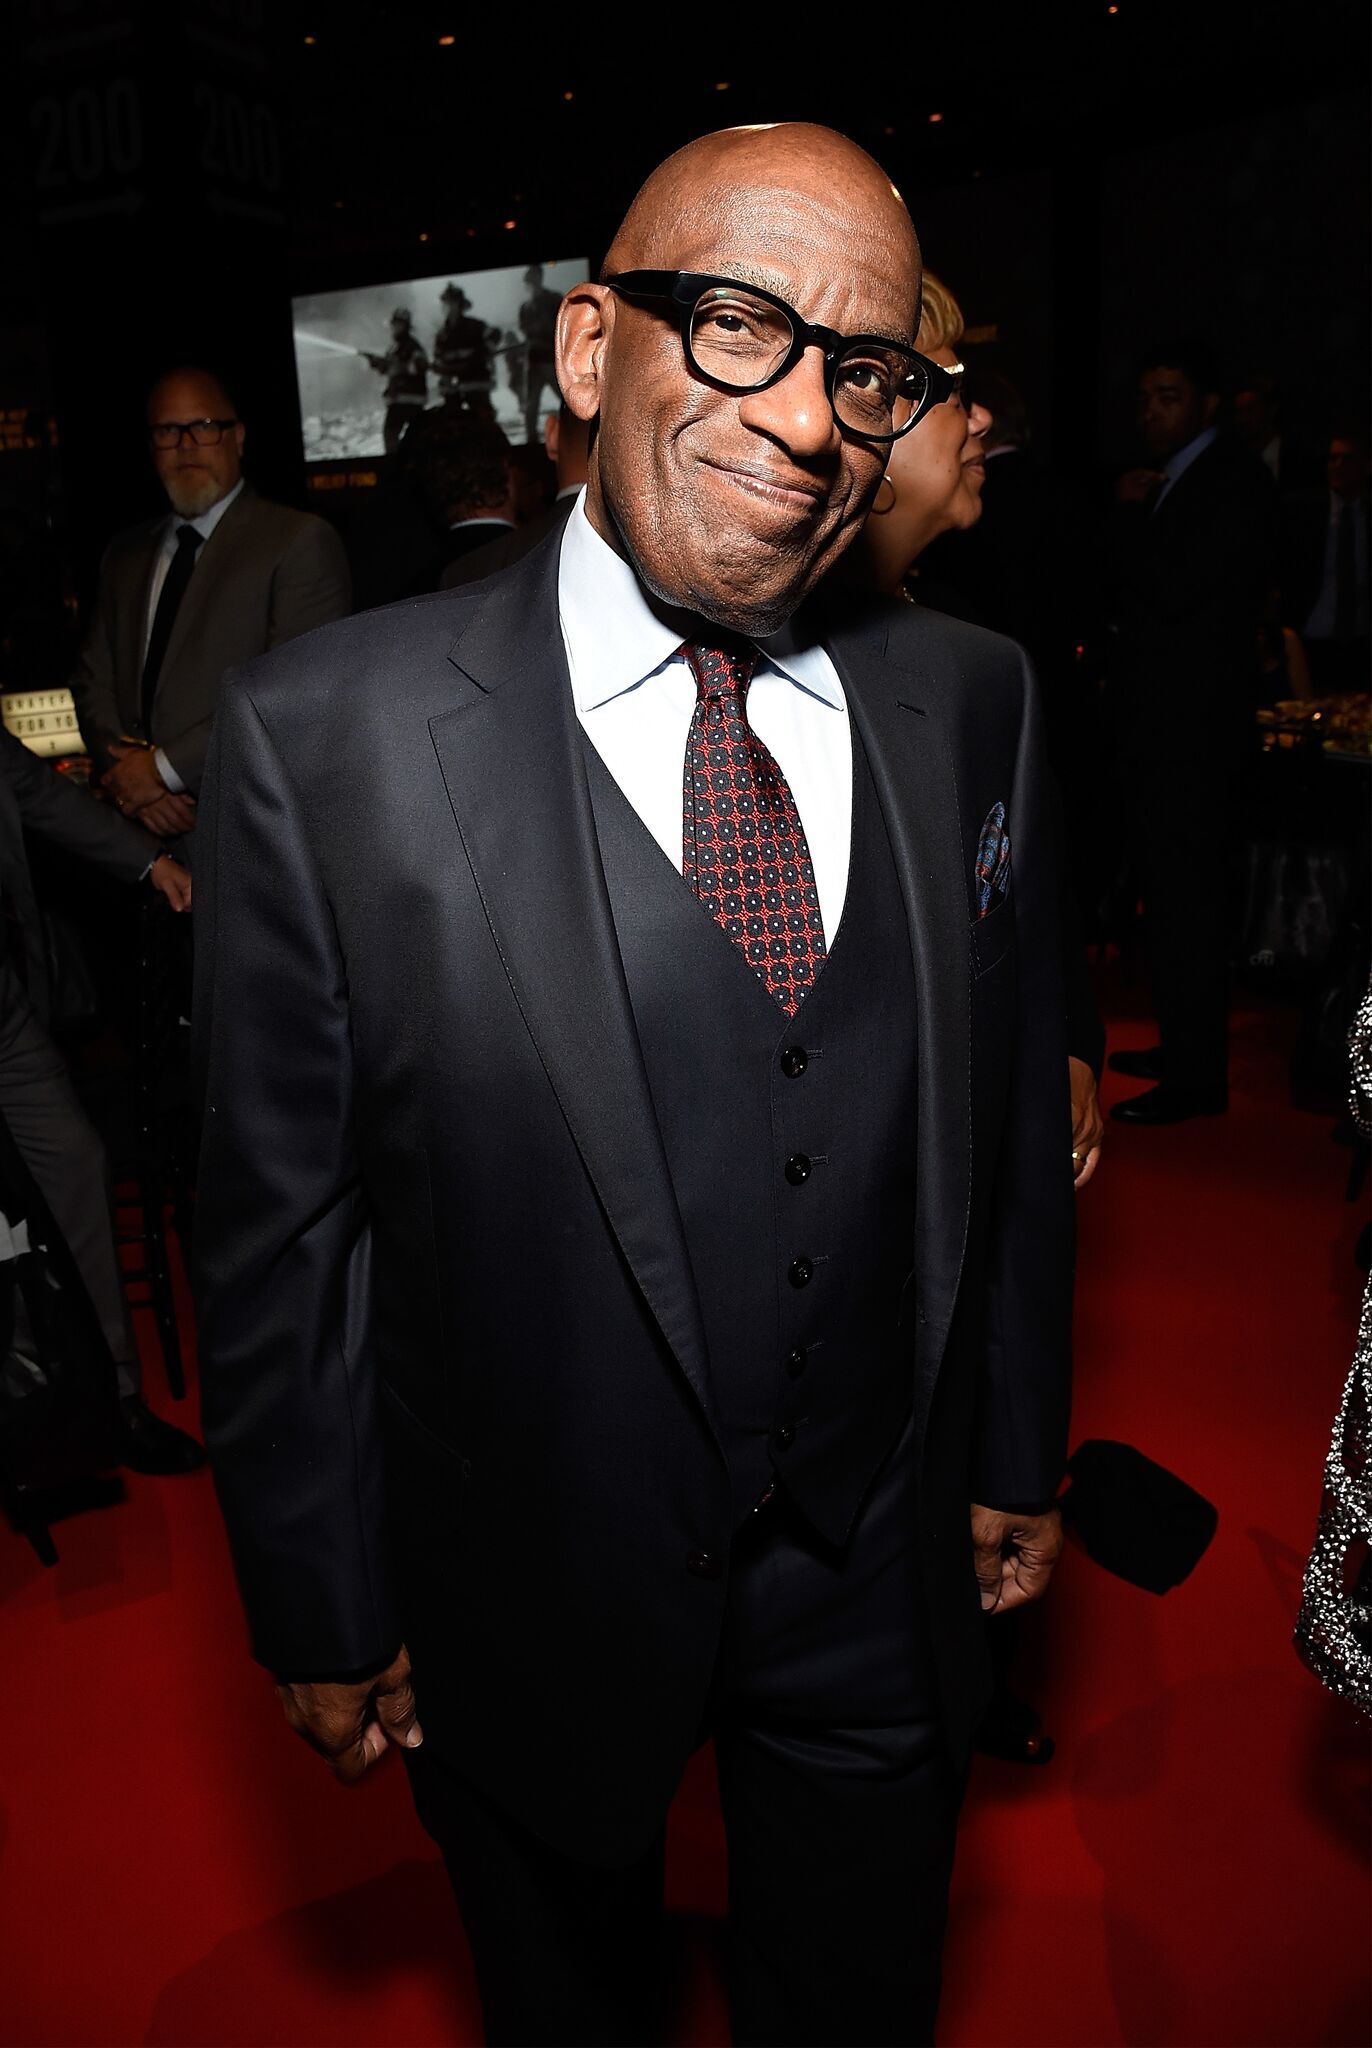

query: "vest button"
(780, 1046), (808, 1078)
(775, 1423), (796, 1450)
(785, 1345), (807, 1378)
(788, 1256), (813, 1288)
(784, 1153), (811, 1185)
(686, 1549), (723, 1581)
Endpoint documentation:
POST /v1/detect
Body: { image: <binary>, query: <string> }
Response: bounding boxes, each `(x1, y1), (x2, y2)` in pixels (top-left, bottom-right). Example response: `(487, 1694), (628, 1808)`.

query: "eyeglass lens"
(687, 286), (926, 437)
(149, 419), (230, 448)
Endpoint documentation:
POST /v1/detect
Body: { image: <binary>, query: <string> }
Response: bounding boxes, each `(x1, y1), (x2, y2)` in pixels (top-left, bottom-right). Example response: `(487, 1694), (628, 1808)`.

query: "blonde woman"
(855, 273), (995, 596)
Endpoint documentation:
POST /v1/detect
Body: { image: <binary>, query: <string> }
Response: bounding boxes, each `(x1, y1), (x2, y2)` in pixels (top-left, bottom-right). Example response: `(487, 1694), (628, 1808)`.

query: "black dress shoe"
(118, 1394), (207, 1475)
(1108, 1045), (1165, 1081)
(1110, 1083), (1227, 1126)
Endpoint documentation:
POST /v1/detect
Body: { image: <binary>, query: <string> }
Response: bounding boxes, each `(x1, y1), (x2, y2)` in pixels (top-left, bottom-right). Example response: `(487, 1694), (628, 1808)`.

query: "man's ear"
(557, 283), (612, 425)
(1201, 391), (1221, 429)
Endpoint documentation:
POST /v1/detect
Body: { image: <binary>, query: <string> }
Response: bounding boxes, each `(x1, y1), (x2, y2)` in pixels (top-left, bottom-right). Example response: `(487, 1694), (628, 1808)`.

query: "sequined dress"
(1294, 982), (1372, 1714)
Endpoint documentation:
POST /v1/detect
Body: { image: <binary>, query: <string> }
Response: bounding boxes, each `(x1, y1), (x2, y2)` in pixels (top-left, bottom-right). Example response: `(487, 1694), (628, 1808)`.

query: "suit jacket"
(194, 535), (1074, 1865)
(0, 728), (158, 1018)
(440, 494), (576, 589)
(1281, 486), (1371, 640)
(1109, 435), (1276, 768)
(69, 484), (352, 796)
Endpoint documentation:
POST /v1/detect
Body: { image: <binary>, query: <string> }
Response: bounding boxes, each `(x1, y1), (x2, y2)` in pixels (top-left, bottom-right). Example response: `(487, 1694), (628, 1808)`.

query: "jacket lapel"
(120, 528), (166, 727)
(823, 603), (972, 1436)
(428, 551), (717, 1434)
(157, 484), (258, 690)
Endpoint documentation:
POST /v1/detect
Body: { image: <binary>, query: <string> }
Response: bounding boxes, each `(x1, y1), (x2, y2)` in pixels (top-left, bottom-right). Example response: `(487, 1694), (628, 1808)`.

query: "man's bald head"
(558, 123), (925, 633)
(604, 124), (922, 336)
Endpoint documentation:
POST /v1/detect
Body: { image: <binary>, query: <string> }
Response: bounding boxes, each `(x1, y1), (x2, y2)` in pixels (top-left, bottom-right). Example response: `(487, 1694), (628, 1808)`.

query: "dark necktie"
(141, 524), (202, 735)
(1334, 500), (1357, 644)
(681, 638), (827, 1016)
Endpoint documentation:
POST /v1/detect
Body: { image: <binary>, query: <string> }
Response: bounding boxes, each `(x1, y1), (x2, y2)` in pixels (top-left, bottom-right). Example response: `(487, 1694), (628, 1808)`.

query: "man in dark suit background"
(1282, 427), (1370, 694)
(408, 412), (520, 580)
(196, 124), (1075, 2047)
(441, 401), (589, 588)
(0, 729), (199, 1469)
(69, 366), (351, 849)
(1107, 340), (1276, 1125)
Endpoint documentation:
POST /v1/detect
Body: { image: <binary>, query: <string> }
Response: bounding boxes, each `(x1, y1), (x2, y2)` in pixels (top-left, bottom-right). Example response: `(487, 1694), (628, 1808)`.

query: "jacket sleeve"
(266, 516), (353, 649)
(972, 652), (1076, 1506)
(1, 728), (156, 883)
(1060, 863), (1104, 1077)
(192, 671), (397, 1673)
(1111, 465), (1276, 626)
(68, 545), (127, 776)
(160, 518), (352, 796)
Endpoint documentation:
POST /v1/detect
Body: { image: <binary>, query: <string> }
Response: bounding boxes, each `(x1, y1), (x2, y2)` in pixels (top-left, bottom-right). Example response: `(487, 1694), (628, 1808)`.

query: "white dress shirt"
(557, 493), (852, 945)
(143, 477), (245, 792)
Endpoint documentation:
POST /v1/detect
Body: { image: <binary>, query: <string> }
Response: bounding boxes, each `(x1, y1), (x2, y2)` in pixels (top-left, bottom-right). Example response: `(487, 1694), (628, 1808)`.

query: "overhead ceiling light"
(438, 33), (456, 44)
(504, 219), (517, 230)
(928, 111), (944, 124)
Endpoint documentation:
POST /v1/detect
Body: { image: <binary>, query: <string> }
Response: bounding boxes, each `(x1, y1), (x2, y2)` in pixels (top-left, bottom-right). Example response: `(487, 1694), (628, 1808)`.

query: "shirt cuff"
(154, 747), (185, 794)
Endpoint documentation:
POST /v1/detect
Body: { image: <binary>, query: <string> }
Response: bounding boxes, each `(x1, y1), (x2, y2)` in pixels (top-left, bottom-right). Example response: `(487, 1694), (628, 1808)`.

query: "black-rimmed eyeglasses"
(148, 418), (238, 450)
(606, 271), (958, 443)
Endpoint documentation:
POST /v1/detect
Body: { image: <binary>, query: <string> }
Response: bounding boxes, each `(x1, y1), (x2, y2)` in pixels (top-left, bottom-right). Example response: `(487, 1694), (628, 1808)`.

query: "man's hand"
(135, 791), (198, 838)
(276, 1644), (423, 1784)
(970, 1504), (1064, 1615)
(1069, 1055), (1104, 1190)
(148, 852), (192, 913)
(103, 741), (168, 815)
(1115, 467), (1165, 506)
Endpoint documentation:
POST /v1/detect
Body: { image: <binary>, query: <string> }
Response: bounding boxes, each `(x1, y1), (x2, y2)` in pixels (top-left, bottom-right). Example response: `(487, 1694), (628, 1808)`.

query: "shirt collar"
(557, 490), (845, 715)
(1161, 425), (1217, 487)
(172, 475), (244, 545)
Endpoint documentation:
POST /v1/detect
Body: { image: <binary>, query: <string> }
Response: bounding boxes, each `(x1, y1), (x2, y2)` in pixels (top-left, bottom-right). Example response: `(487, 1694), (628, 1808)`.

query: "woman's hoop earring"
(872, 472), (896, 515)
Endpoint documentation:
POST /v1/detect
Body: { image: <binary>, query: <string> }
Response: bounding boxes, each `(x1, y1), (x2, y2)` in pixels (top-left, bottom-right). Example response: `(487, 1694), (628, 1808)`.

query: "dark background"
(1, 0), (1368, 679)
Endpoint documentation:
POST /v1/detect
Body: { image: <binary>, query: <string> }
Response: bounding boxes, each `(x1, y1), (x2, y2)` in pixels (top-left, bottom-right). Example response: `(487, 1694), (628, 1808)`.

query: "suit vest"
(582, 718), (920, 1545)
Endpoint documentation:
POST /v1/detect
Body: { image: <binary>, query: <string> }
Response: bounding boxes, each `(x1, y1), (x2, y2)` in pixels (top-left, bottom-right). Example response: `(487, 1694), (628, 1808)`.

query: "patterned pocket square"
(975, 802), (1011, 917)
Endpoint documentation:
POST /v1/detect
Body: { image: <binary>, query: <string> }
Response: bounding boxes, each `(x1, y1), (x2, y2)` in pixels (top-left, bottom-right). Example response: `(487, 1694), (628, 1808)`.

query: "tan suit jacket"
(70, 484), (351, 796)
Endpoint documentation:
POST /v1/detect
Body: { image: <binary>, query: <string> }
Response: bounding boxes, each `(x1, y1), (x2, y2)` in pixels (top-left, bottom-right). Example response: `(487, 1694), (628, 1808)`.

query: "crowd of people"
(0, 116), (1365, 2048)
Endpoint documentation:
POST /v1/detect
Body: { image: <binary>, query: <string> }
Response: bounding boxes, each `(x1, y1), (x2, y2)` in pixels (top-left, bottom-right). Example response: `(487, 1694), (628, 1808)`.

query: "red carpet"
(1, 982), (1368, 2047)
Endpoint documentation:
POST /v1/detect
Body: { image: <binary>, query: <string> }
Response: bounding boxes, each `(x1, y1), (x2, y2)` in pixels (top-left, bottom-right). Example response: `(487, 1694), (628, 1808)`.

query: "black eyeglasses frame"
(147, 418), (240, 449)
(605, 270), (957, 442)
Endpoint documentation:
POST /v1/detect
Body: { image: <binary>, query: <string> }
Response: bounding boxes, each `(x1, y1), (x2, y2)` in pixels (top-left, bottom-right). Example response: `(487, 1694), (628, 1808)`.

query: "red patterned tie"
(681, 638), (827, 1015)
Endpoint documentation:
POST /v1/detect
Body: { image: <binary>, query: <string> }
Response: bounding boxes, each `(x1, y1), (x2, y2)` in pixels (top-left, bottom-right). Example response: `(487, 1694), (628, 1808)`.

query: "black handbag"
(1060, 1439), (1218, 1593)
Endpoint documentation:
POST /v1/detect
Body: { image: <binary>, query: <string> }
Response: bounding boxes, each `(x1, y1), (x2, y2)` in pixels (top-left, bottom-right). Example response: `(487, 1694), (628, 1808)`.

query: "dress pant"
(1122, 752), (1235, 1096)
(0, 963), (137, 1393)
(405, 1410), (963, 2048)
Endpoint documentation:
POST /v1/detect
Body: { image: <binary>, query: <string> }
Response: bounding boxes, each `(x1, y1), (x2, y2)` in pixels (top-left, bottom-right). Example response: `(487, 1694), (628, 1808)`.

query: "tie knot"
(682, 637), (757, 709)
(175, 524), (203, 555)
